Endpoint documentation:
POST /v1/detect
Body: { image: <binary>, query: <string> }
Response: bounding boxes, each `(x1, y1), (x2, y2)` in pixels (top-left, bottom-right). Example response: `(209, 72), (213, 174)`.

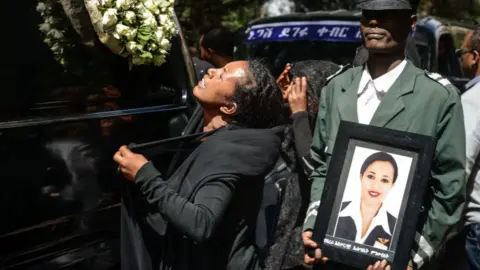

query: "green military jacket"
(303, 60), (466, 269)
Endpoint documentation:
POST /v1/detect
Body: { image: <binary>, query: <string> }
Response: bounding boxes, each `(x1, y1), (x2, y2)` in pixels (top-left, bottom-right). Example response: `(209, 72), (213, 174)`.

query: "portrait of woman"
(334, 151), (398, 251)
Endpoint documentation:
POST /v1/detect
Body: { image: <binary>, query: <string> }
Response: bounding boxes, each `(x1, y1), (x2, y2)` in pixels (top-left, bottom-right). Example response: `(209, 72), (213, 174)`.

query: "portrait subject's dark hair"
(468, 28), (480, 52)
(230, 59), (285, 129)
(201, 27), (234, 57)
(360, 152), (399, 183)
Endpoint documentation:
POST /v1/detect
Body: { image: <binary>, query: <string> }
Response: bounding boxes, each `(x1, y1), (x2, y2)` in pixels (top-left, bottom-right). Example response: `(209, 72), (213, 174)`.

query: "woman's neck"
(203, 110), (230, 132)
(359, 200), (382, 238)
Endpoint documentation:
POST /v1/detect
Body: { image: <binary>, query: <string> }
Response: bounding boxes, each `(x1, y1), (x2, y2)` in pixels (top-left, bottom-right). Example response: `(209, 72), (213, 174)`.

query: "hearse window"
(437, 34), (463, 78)
(1, 4), (188, 122)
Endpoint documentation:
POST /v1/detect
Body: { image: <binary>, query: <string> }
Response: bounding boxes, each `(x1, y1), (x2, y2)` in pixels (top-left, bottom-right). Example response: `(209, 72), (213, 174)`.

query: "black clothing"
(335, 202), (397, 249)
(121, 125), (284, 270)
(264, 112), (313, 270)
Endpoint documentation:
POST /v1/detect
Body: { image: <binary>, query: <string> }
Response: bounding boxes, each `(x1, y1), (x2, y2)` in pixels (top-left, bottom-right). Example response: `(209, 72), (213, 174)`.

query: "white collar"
(339, 200), (392, 236)
(358, 60), (408, 95)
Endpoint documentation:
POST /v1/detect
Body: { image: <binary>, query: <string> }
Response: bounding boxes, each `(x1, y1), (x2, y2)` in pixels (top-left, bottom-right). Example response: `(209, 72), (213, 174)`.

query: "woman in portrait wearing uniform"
(334, 152), (398, 251)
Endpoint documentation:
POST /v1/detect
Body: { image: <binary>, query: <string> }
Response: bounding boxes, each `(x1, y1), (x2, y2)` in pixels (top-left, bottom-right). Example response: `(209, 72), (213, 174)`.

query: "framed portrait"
(311, 121), (436, 270)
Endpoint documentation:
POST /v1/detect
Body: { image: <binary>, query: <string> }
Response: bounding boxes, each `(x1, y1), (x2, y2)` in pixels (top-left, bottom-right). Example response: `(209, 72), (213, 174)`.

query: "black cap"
(357, 0), (412, 10)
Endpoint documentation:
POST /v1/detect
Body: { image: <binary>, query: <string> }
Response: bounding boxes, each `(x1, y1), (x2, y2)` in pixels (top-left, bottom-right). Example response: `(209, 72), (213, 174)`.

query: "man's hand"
(276, 63), (291, 92)
(287, 77), (308, 114)
(367, 260), (413, 270)
(113, 145), (148, 182)
(303, 231), (328, 266)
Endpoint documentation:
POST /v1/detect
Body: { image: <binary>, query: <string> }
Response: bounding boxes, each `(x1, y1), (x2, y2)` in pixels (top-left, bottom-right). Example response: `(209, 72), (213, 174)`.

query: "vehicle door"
(0, 2), (196, 269)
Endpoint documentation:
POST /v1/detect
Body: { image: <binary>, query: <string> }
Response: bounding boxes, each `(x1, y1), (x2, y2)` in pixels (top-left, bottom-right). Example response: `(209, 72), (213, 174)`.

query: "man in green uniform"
(302, 0), (466, 269)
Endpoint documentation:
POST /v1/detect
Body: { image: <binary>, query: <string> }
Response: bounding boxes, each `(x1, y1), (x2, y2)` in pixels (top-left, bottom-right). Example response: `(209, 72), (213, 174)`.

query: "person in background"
(302, 0), (466, 269)
(459, 28), (480, 270)
(199, 27), (234, 68)
(116, 60), (286, 270)
(260, 61), (340, 270)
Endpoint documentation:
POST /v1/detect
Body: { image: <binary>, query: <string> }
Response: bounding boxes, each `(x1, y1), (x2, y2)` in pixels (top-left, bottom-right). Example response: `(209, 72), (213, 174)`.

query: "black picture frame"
(311, 121), (436, 270)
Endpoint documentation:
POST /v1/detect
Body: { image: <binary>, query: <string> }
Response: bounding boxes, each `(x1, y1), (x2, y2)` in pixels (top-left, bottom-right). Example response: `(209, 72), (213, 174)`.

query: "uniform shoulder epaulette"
(325, 64), (351, 84)
(424, 71), (461, 95)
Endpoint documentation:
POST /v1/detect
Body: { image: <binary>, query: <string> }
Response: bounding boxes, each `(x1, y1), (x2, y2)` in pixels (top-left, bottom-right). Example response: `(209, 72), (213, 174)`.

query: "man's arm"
(411, 92), (466, 269)
(302, 84), (331, 231)
(135, 162), (235, 243)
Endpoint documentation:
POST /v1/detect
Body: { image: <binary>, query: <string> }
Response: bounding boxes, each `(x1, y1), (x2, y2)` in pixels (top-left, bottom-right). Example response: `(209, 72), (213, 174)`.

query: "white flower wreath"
(86, 0), (177, 66)
(37, 1), (73, 67)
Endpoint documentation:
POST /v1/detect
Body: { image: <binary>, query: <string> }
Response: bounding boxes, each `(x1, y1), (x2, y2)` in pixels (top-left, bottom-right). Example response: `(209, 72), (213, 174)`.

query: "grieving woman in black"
(334, 152), (398, 250)
(114, 60), (286, 270)
(263, 61), (340, 270)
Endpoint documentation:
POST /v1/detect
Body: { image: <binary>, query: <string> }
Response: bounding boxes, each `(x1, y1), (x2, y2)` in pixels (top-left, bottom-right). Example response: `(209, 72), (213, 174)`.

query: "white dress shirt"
(337, 199), (392, 249)
(462, 77), (480, 225)
(357, 60), (407, 124)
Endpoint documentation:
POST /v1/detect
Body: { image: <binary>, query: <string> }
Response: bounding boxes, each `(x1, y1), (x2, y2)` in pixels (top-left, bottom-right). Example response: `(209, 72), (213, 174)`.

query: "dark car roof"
(246, 9), (362, 26)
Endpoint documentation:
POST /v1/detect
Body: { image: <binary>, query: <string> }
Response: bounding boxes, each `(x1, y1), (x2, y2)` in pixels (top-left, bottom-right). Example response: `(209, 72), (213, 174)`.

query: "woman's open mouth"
(198, 78), (206, 89)
(368, 191), (380, 198)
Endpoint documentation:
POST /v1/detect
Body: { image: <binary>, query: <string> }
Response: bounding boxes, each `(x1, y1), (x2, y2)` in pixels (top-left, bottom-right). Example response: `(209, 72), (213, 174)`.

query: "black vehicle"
(413, 16), (473, 92)
(234, 10), (363, 77)
(0, 2), (198, 269)
(235, 11), (472, 91)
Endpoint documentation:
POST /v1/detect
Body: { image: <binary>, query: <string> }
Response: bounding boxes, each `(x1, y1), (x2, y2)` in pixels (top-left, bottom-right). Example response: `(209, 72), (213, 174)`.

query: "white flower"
(143, 0), (160, 14)
(138, 7), (155, 20)
(132, 55), (148, 65)
(47, 16), (56, 24)
(153, 54), (166, 66)
(124, 11), (136, 24)
(143, 16), (157, 27)
(102, 8), (118, 28)
(159, 38), (170, 50)
(157, 14), (169, 25)
(147, 42), (159, 52)
(126, 41), (143, 53)
(36, 2), (46, 13)
(100, 0), (114, 7)
(116, 0), (134, 10)
(48, 29), (64, 39)
(44, 38), (53, 46)
(51, 44), (63, 54)
(39, 23), (51, 34)
(124, 28), (137, 40)
(153, 28), (164, 43)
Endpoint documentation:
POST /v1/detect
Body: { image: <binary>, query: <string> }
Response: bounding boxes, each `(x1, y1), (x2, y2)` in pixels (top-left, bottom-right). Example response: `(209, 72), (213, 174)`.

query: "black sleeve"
(134, 162), (235, 243)
(290, 111), (313, 160)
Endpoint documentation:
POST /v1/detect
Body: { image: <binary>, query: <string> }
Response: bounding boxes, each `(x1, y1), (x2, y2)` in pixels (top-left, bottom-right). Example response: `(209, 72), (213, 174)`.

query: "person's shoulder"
(325, 64), (361, 86)
(416, 70), (461, 97)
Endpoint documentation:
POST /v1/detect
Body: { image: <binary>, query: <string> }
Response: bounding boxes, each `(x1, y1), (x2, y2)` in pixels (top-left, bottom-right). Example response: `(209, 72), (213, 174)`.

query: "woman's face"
(360, 161), (395, 206)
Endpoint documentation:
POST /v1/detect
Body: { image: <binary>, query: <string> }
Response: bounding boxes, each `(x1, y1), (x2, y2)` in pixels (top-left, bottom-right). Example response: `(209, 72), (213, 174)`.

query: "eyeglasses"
(455, 49), (475, 57)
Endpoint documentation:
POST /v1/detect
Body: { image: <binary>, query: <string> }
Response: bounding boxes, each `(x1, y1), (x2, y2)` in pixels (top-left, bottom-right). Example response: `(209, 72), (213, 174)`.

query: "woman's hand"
(288, 77), (308, 114)
(113, 145), (148, 182)
(367, 260), (413, 270)
(302, 231), (328, 266)
(276, 63), (291, 92)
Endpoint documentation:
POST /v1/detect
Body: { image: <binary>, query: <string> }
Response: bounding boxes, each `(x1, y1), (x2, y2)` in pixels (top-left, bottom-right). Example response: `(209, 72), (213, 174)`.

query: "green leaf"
(139, 51), (153, 59)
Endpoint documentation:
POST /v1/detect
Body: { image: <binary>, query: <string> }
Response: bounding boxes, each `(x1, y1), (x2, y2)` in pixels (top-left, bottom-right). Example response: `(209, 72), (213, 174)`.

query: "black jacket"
(334, 201), (397, 249)
(121, 124), (284, 270)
